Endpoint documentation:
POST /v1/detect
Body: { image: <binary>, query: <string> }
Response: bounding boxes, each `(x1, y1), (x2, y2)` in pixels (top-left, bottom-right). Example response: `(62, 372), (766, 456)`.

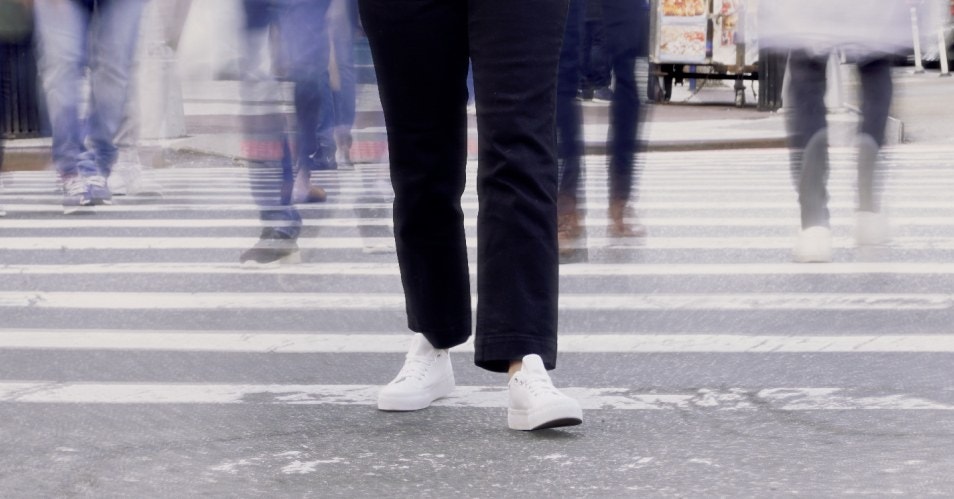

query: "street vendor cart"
(649, 0), (782, 110)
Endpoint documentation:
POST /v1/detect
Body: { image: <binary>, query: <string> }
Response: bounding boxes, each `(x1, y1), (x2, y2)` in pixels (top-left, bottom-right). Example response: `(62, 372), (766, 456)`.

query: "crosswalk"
(2, 145), (954, 414)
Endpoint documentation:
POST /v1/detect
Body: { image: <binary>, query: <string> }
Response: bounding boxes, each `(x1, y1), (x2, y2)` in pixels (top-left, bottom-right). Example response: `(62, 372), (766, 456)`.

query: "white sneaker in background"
(377, 333), (455, 411)
(109, 161), (163, 197)
(854, 211), (890, 246)
(62, 175), (92, 214)
(507, 354), (583, 431)
(793, 226), (833, 263)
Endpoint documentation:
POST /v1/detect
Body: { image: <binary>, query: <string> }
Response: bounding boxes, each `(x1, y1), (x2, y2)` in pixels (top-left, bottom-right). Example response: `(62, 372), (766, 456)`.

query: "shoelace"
(87, 176), (107, 188)
(522, 374), (562, 398)
(395, 356), (434, 383)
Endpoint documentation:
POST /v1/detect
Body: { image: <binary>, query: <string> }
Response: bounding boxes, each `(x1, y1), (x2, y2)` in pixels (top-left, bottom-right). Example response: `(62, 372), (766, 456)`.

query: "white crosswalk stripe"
(1, 382), (950, 410)
(2, 145), (954, 412)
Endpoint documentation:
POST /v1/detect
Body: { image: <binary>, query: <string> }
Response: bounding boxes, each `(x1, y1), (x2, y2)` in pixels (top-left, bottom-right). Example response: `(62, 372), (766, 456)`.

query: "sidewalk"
(160, 67), (937, 162)
(3, 65), (949, 171)
(169, 78), (793, 161)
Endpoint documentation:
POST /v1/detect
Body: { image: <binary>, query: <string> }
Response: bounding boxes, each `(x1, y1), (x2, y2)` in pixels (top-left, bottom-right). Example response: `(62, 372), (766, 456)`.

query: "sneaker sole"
(508, 403), (583, 431)
(240, 251), (302, 268)
(63, 204), (93, 215)
(377, 376), (455, 412)
(792, 249), (832, 263)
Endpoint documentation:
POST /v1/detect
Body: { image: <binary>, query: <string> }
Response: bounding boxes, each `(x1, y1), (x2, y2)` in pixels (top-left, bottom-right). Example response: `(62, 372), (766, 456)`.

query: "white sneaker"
(377, 333), (455, 411)
(793, 226), (832, 263)
(109, 162), (163, 196)
(508, 354), (582, 431)
(855, 211), (890, 246)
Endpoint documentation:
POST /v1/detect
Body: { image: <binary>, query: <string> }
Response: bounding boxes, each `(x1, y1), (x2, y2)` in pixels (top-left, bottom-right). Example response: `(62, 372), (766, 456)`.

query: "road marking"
(6, 262), (954, 276)
(7, 216), (954, 230)
(2, 331), (954, 353)
(6, 200), (954, 213)
(0, 291), (952, 310)
(0, 382), (949, 410)
(5, 236), (954, 251)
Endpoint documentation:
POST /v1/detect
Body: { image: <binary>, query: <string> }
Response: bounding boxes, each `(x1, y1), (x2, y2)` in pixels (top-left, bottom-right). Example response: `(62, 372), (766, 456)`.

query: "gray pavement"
(2, 58), (954, 496)
(3, 143), (954, 495)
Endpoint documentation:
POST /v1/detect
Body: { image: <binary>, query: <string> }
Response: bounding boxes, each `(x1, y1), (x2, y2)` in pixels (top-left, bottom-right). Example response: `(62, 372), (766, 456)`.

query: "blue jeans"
(281, 0), (333, 170)
(313, 0), (357, 168)
(329, 0), (357, 131)
(34, 0), (145, 178)
(242, 0), (332, 238)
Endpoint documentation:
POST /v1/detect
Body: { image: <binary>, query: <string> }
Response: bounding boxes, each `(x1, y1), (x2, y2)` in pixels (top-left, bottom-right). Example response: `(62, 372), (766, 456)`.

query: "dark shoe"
(240, 229), (301, 267)
(311, 150), (337, 171)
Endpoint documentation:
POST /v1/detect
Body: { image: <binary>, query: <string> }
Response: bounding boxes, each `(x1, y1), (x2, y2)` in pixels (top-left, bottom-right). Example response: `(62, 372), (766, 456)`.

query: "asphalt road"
(2, 147), (954, 496)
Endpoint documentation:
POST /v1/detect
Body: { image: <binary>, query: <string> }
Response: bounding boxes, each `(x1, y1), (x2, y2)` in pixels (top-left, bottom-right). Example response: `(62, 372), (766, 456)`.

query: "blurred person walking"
(238, 0), (332, 265)
(34, 0), (146, 213)
(320, 0), (358, 169)
(761, 0), (911, 263)
(291, 0), (357, 199)
(107, 0), (194, 198)
(360, 0), (583, 430)
(579, 0), (611, 101)
(556, 0), (649, 255)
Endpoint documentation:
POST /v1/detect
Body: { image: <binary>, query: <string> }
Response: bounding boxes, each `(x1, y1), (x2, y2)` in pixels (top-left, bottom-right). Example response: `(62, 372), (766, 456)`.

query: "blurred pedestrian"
(360, 0), (583, 430)
(326, 0), (358, 168)
(761, 0), (911, 263)
(238, 0), (332, 266)
(579, 0), (611, 101)
(290, 0), (356, 199)
(556, 0), (649, 255)
(108, 0), (192, 198)
(34, 0), (145, 213)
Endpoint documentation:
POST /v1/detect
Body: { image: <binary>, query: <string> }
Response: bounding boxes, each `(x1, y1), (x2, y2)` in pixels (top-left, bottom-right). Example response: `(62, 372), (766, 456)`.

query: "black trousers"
(557, 0), (647, 201)
(786, 50), (893, 227)
(787, 50), (893, 151)
(359, 0), (569, 372)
